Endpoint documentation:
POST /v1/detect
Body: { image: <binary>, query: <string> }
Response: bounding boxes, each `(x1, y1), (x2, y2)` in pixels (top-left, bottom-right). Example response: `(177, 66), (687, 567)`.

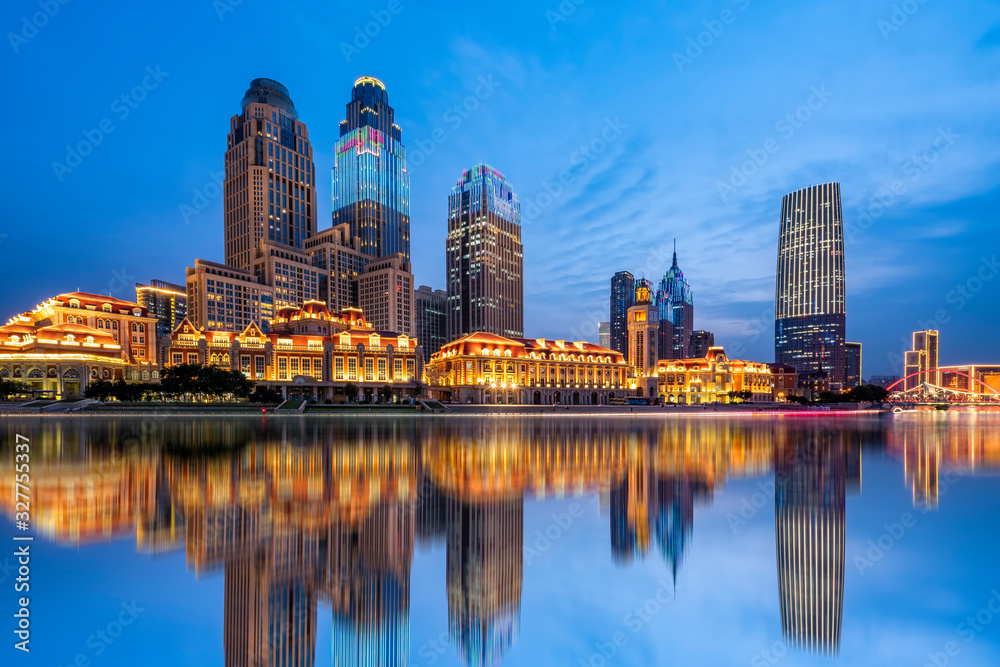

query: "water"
(3, 413), (1000, 666)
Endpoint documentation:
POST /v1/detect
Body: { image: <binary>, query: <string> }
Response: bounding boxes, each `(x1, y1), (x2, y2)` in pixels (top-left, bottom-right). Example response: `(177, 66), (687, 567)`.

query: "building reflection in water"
(3, 415), (1000, 665)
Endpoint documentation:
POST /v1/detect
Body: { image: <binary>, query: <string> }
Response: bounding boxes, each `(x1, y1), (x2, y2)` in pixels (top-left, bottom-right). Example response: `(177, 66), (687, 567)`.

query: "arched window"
(138, 323), (145, 333)
(507, 362), (515, 374)
(112, 322), (118, 330)
(131, 323), (137, 332)
(65, 334), (75, 343)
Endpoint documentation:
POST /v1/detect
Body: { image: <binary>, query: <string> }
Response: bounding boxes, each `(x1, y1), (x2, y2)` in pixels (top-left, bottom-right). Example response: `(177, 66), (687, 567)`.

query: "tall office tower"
(598, 321), (611, 349)
(304, 223), (371, 313)
(627, 282), (660, 378)
(252, 241), (322, 309)
(610, 271), (635, 359)
(225, 78), (316, 271)
(332, 76), (410, 262)
(358, 254), (414, 336)
(186, 259), (275, 332)
(775, 183), (847, 385)
(908, 330), (939, 387)
(689, 330), (715, 359)
(844, 342), (862, 388)
(135, 280), (187, 338)
(415, 285), (447, 362)
(447, 496), (523, 667)
(774, 433), (850, 656)
(446, 164), (523, 341)
(656, 242), (694, 359)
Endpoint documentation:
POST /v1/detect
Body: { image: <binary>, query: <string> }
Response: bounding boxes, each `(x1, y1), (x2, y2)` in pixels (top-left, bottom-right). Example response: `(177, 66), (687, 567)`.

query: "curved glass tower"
(332, 76), (411, 262)
(774, 182), (846, 385)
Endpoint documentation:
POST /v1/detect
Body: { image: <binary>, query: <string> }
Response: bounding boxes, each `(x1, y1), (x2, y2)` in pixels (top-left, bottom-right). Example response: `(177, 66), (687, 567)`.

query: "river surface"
(2, 413), (999, 666)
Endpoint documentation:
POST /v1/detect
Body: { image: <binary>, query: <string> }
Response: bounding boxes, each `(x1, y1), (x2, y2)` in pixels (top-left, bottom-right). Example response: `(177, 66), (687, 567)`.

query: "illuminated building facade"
(769, 363), (798, 401)
(446, 163), (523, 341)
(332, 76), (410, 262)
(135, 280), (187, 339)
(225, 78), (316, 271)
(844, 342), (862, 388)
(252, 240), (322, 309)
(775, 182), (846, 386)
(688, 330), (715, 359)
(0, 292), (160, 397)
(655, 347), (773, 404)
(938, 364), (1000, 396)
(358, 254), (414, 337)
(627, 282), (660, 395)
(415, 285), (447, 363)
(425, 332), (632, 405)
(609, 271), (634, 360)
(304, 223), (368, 314)
(598, 321), (611, 350)
(655, 242), (694, 359)
(185, 259), (275, 332)
(161, 301), (420, 400)
(904, 330), (939, 389)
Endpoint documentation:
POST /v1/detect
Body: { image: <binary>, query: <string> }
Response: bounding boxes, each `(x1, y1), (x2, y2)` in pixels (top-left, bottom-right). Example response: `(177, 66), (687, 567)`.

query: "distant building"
(185, 259), (275, 332)
(769, 363), (798, 401)
(598, 321), (611, 350)
(609, 271), (634, 360)
(656, 242), (694, 359)
(868, 374), (899, 388)
(415, 285), (447, 363)
(304, 223), (369, 314)
(358, 254), (414, 337)
(627, 282), (660, 396)
(938, 364), (1000, 396)
(446, 164), (523, 341)
(252, 240), (322, 309)
(688, 330), (715, 359)
(135, 280), (187, 339)
(844, 342), (862, 389)
(905, 330), (939, 389)
(775, 183), (846, 386)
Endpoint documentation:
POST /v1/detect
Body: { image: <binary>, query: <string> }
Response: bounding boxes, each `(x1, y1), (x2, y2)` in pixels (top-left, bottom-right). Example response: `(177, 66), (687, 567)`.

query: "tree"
(343, 382), (359, 403)
(846, 384), (889, 403)
(378, 384), (393, 403)
(726, 390), (754, 404)
(408, 382), (424, 399)
(0, 379), (32, 400)
(785, 395), (809, 405)
(249, 386), (282, 403)
(161, 363), (255, 401)
(84, 379), (116, 402)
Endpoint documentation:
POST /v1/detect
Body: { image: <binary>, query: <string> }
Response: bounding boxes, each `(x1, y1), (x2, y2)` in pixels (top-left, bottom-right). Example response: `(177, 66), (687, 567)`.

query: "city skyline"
(4, 2), (999, 375)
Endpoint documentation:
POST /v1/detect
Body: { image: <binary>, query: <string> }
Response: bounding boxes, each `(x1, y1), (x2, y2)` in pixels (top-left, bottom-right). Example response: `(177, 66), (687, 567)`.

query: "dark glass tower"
(656, 242), (694, 359)
(610, 271), (635, 360)
(332, 76), (411, 262)
(775, 183), (846, 385)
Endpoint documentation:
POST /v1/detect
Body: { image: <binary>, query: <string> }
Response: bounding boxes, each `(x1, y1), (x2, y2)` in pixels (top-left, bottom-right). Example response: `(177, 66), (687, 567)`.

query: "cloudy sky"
(3, 0), (999, 375)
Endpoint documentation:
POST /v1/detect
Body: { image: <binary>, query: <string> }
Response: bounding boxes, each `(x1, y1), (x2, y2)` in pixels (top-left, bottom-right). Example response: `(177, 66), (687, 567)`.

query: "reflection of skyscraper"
(775, 183), (846, 385)
(447, 496), (523, 667)
(774, 435), (851, 656)
(652, 478), (698, 584)
(610, 466), (649, 567)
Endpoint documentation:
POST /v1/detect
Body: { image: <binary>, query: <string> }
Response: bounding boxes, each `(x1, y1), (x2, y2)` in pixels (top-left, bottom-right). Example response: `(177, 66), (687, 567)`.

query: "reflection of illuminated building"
(774, 433), (856, 656)
(653, 478), (700, 584)
(447, 496), (523, 667)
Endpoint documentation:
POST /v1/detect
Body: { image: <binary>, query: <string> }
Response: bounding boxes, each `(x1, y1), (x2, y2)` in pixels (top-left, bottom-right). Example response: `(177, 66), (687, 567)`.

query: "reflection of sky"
(5, 442), (1000, 664)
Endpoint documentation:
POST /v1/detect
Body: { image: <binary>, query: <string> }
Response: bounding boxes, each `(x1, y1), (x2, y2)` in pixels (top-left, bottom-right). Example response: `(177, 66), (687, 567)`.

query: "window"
(407, 359), (415, 381)
(187, 353), (198, 364)
(255, 356), (265, 379)
(313, 358), (321, 378)
(348, 357), (357, 381)
(302, 357), (311, 374)
(335, 357), (344, 380)
(278, 356), (288, 380)
(172, 353), (182, 366)
(290, 357), (299, 374)
(377, 358), (387, 382)
(241, 355), (250, 374)
(394, 358), (403, 381)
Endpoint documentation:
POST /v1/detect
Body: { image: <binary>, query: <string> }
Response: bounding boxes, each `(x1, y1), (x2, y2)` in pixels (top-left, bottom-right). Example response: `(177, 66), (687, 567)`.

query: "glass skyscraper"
(775, 183), (847, 385)
(655, 243), (694, 359)
(332, 76), (411, 262)
(609, 271), (634, 360)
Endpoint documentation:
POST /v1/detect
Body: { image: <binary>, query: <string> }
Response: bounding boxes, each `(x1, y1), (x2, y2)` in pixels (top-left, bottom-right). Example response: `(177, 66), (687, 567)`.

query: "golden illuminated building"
(655, 346), (774, 404)
(626, 283), (660, 397)
(425, 331), (632, 405)
(0, 291), (160, 397)
(161, 300), (420, 401)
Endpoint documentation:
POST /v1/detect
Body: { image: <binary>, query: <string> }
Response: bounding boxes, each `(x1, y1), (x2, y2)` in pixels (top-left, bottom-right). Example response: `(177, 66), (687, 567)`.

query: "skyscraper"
(844, 342), (862, 389)
(332, 76), (410, 262)
(775, 183), (847, 385)
(907, 330), (939, 388)
(415, 285), (447, 362)
(610, 271), (635, 360)
(598, 321), (611, 349)
(224, 78), (316, 271)
(688, 330), (715, 359)
(446, 164), (523, 340)
(627, 281), (659, 379)
(656, 242), (694, 359)
(135, 280), (187, 338)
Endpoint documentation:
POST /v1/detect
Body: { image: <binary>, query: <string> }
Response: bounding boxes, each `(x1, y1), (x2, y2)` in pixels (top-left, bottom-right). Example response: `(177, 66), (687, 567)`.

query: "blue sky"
(2, 0), (999, 375)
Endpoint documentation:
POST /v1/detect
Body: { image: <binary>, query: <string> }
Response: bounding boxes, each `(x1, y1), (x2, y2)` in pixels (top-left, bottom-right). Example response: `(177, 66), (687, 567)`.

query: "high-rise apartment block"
(304, 224), (369, 314)
(446, 164), (523, 341)
(844, 342), (862, 389)
(224, 78), (316, 271)
(904, 330), (939, 390)
(358, 254), (414, 337)
(610, 271), (635, 360)
(185, 259), (275, 332)
(775, 183), (847, 386)
(689, 330), (715, 359)
(598, 321), (611, 350)
(135, 280), (187, 338)
(415, 286), (447, 363)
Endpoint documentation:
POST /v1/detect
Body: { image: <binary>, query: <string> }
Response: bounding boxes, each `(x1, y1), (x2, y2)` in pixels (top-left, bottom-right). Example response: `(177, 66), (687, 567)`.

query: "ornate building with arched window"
(655, 347), (773, 404)
(0, 292), (160, 398)
(425, 332), (632, 405)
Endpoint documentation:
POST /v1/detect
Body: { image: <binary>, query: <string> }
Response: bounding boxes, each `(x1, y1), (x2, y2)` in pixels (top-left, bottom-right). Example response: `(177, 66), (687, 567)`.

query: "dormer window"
(65, 334), (75, 343)
(133, 308), (141, 316)
(102, 303), (112, 312)
(69, 299), (80, 308)
(10, 335), (19, 344)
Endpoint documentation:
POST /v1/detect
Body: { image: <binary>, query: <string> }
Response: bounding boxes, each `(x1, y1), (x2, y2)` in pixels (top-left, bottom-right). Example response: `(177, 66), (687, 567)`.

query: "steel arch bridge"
(886, 369), (1000, 403)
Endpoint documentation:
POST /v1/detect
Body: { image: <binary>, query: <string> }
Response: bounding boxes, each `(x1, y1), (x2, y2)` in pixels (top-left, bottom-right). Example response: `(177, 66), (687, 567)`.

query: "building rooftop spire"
(671, 238), (678, 270)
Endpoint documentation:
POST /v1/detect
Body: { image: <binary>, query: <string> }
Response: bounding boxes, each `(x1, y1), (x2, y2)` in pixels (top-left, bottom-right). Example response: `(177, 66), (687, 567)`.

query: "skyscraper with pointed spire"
(655, 241), (694, 359)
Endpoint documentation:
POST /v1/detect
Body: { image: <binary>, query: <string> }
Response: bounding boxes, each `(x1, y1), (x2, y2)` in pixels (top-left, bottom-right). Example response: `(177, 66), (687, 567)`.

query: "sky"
(2, 0), (999, 375)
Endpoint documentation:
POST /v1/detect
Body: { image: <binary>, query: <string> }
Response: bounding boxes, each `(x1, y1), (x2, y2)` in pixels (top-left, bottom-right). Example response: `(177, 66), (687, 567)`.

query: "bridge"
(886, 369), (1000, 404)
